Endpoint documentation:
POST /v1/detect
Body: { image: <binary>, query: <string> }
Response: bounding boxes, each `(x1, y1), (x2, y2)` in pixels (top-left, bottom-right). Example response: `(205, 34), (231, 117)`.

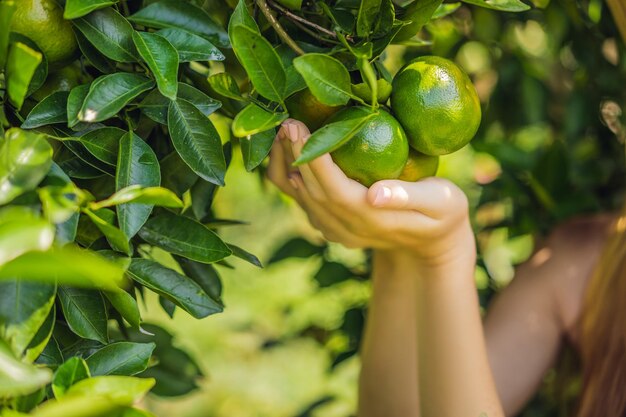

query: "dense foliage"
(0, 0), (624, 416)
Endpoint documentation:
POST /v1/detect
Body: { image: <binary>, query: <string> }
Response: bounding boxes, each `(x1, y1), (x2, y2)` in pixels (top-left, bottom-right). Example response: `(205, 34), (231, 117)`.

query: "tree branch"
(255, 0), (305, 56)
(267, 0), (339, 39)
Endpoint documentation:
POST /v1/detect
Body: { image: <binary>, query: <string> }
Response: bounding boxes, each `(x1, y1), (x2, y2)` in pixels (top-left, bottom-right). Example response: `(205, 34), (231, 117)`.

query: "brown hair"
(577, 204), (626, 417)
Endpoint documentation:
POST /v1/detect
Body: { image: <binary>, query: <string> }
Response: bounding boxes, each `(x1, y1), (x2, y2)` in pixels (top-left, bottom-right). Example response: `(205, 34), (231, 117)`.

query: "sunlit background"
(142, 1), (625, 416)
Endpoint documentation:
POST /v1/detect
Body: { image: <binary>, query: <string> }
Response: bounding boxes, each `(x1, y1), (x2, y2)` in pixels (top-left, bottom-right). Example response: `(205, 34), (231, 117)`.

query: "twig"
(267, 0), (338, 39)
(255, 0), (305, 56)
(290, 19), (339, 45)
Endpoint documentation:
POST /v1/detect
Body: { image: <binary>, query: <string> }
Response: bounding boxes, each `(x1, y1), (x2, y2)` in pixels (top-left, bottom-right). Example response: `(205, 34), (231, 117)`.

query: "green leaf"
(83, 208), (131, 255)
(394, 0), (442, 42)
(293, 54), (357, 106)
(229, 25), (286, 103)
(75, 29), (116, 74)
(86, 342), (155, 376)
(275, 45), (307, 97)
(140, 83), (222, 125)
(115, 132), (160, 239)
(431, 3), (462, 18)
(159, 152), (198, 197)
(64, 0), (118, 19)
(67, 84), (91, 129)
(0, 339), (52, 398)
(92, 186), (182, 210)
(127, 259), (223, 318)
(356, 0), (382, 37)
(229, 0), (258, 32)
(295, 111), (375, 165)
(65, 375), (155, 404)
(6, 42), (43, 110)
(176, 258), (223, 303)
(103, 290), (141, 329)
(0, 129), (53, 205)
(131, 32), (179, 100)
(79, 127), (125, 166)
(0, 280), (56, 355)
(58, 287), (108, 344)
(129, 0), (229, 48)
(0, 215), (54, 265)
(27, 396), (122, 417)
(78, 73), (155, 123)
(168, 99), (227, 186)
(0, 246), (125, 291)
(207, 73), (245, 102)
(24, 307), (55, 363)
(228, 244), (262, 268)
(275, 0), (302, 10)
(157, 28), (224, 62)
(8, 33), (48, 98)
(0, 1), (16, 69)
(240, 128), (275, 171)
(138, 211), (232, 264)
(232, 103), (288, 137)
(38, 183), (83, 225)
(52, 357), (90, 398)
(22, 91), (70, 129)
(74, 7), (138, 62)
(461, 0), (530, 11)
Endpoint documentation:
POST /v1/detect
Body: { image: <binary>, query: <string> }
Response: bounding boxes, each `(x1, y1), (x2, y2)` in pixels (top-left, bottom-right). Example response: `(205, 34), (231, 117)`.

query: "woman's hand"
(267, 119), (476, 268)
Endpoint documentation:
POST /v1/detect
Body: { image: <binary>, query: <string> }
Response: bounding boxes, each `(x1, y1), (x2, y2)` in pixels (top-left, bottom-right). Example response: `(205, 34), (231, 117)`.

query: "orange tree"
(0, 0), (623, 416)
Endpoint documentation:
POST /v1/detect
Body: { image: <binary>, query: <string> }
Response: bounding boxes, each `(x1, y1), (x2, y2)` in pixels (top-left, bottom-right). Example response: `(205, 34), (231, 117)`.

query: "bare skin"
(268, 119), (616, 417)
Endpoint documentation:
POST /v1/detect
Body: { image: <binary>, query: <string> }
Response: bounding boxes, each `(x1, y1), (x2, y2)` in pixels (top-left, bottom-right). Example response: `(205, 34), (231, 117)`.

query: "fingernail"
(288, 125), (299, 143)
(372, 186), (391, 206)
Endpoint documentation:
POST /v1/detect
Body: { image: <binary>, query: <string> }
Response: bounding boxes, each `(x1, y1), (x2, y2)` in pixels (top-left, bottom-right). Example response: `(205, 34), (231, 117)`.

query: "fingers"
(283, 119), (366, 205)
(367, 177), (468, 219)
(267, 135), (298, 199)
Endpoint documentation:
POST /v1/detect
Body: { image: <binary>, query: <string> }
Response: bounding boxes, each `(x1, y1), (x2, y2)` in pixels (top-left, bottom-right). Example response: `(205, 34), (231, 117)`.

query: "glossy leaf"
(127, 259), (223, 318)
(168, 99), (227, 186)
(64, 0), (118, 19)
(103, 290), (141, 329)
(27, 395), (122, 417)
(461, 0), (530, 11)
(58, 287), (108, 344)
(229, 25), (286, 103)
(0, 340), (52, 398)
(207, 73), (245, 101)
(294, 112), (376, 165)
(232, 103), (288, 137)
(83, 208), (131, 255)
(22, 92), (70, 129)
(138, 211), (232, 263)
(86, 342), (155, 376)
(132, 32), (178, 100)
(240, 128), (275, 171)
(24, 306), (56, 363)
(65, 375), (155, 404)
(0, 246), (125, 291)
(52, 357), (90, 398)
(79, 127), (126, 166)
(0, 280), (56, 355)
(6, 42), (42, 110)
(67, 84), (92, 128)
(0, 215), (54, 265)
(0, 1), (16, 69)
(157, 28), (224, 62)
(129, 0), (229, 47)
(356, 0), (382, 37)
(229, 0), (258, 32)
(228, 244), (262, 268)
(116, 132), (160, 239)
(176, 258), (223, 303)
(140, 83), (222, 124)
(78, 73), (155, 123)
(75, 29), (116, 73)
(0, 129), (53, 205)
(74, 8), (138, 62)
(394, 0), (442, 42)
(293, 54), (357, 106)
(93, 186), (182, 210)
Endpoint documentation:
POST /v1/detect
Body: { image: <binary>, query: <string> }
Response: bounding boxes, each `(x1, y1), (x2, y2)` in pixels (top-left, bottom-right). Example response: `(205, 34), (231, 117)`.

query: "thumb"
(368, 177), (465, 217)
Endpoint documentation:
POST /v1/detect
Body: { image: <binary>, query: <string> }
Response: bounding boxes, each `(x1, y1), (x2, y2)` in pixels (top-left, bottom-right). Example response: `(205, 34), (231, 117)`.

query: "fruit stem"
(255, 0), (305, 56)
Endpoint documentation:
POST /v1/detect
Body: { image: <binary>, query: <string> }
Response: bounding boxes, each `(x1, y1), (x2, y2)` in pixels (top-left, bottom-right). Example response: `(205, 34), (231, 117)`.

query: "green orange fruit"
(329, 107), (409, 187)
(398, 149), (439, 182)
(285, 88), (342, 131)
(390, 55), (481, 156)
(11, 0), (78, 65)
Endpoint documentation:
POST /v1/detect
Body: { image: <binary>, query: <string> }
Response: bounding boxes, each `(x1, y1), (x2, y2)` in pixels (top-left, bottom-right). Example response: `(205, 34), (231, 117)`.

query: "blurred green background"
(143, 1), (625, 416)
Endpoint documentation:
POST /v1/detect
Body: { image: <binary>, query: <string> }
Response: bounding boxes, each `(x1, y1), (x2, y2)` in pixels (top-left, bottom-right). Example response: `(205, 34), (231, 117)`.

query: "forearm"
(358, 250), (420, 417)
(414, 234), (504, 417)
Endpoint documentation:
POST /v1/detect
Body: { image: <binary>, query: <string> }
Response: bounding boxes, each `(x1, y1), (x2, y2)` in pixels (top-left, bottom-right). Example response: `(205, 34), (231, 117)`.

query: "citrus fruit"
(398, 149), (439, 181)
(286, 88), (342, 131)
(32, 64), (83, 101)
(329, 107), (409, 187)
(390, 55), (481, 156)
(351, 79), (393, 104)
(11, 0), (78, 65)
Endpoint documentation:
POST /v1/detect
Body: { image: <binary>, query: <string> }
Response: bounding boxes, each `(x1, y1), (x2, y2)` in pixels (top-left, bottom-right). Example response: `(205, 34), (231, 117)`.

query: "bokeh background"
(143, 1), (625, 416)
